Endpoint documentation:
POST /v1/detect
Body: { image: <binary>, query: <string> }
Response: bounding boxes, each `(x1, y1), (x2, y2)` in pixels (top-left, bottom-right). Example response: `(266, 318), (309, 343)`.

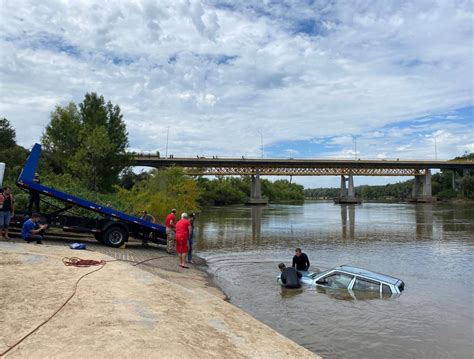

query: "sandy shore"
(0, 240), (319, 358)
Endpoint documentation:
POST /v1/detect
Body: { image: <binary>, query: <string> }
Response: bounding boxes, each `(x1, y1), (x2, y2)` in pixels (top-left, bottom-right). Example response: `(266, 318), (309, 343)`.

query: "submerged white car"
(278, 265), (405, 296)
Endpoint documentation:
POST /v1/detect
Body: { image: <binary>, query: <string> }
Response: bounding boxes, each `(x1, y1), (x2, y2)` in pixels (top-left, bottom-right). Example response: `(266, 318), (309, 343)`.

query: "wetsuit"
(292, 253), (310, 271)
(280, 267), (302, 289)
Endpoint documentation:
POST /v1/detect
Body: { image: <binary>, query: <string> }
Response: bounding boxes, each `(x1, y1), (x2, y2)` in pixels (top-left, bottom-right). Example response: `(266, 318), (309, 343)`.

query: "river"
(194, 201), (474, 358)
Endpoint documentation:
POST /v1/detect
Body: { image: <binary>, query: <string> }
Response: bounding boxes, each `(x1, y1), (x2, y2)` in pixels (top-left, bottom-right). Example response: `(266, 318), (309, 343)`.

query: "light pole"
(353, 136), (357, 160)
(257, 130), (264, 158)
(165, 126), (170, 158)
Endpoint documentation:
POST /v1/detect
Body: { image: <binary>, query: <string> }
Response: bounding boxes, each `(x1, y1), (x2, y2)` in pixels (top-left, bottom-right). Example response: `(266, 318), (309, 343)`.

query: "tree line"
(305, 156), (474, 201)
(0, 92), (304, 222)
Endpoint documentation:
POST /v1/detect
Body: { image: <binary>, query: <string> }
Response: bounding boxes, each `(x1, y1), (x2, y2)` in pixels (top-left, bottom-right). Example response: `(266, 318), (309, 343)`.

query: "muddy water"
(195, 202), (474, 358)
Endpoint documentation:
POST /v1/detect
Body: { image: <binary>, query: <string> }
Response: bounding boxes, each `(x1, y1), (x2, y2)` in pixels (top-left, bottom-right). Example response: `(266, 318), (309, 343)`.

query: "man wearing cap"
(165, 209), (176, 254)
(28, 174), (41, 215)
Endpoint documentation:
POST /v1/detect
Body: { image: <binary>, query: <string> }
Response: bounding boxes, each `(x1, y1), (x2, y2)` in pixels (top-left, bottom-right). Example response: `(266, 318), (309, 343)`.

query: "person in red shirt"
(175, 212), (192, 268)
(165, 209), (176, 254)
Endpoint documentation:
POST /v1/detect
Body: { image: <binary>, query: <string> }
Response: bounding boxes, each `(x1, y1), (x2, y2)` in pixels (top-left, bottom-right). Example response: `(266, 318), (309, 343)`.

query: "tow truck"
(12, 143), (167, 248)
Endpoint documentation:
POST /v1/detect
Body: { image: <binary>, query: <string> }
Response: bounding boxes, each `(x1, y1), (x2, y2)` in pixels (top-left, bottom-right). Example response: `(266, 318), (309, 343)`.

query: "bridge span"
(133, 155), (473, 204)
(133, 156), (472, 176)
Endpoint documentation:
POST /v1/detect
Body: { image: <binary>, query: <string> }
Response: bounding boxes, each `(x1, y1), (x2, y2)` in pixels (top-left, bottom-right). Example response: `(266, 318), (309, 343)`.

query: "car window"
(382, 284), (392, 294)
(353, 277), (380, 292)
(319, 272), (354, 289)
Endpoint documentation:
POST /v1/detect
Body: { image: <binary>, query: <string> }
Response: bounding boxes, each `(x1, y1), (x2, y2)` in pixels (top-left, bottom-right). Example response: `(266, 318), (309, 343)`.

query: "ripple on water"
(196, 202), (474, 358)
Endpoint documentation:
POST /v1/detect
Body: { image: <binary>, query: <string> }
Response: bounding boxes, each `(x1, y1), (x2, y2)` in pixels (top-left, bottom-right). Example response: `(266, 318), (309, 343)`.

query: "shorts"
(166, 228), (175, 239)
(176, 238), (188, 254)
(0, 211), (11, 229)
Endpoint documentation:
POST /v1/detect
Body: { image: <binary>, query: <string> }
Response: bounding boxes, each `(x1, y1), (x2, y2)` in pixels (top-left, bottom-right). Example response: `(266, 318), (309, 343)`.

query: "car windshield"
(320, 272), (354, 289)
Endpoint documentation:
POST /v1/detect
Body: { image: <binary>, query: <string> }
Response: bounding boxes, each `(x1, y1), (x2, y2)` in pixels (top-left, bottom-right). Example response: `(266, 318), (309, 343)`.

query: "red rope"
(62, 257), (107, 267)
(0, 255), (168, 357)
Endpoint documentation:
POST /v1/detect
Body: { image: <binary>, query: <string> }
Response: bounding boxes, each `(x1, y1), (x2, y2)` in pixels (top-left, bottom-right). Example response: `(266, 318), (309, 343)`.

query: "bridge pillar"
(411, 170), (434, 202)
(423, 170), (432, 200)
(412, 176), (422, 198)
(348, 175), (355, 197)
(340, 175), (346, 198)
(335, 175), (360, 204)
(246, 174), (268, 205)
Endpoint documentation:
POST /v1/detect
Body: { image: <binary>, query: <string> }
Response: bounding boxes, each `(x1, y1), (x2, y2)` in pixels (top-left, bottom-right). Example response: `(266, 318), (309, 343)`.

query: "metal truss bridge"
(133, 156), (473, 177)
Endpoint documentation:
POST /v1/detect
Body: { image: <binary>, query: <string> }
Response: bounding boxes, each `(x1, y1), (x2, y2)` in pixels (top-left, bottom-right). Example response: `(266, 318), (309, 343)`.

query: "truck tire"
(103, 226), (128, 248)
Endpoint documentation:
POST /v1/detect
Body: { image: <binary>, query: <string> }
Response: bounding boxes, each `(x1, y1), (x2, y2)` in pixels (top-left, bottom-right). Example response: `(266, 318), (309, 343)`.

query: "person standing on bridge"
(166, 209), (176, 254)
(175, 213), (191, 268)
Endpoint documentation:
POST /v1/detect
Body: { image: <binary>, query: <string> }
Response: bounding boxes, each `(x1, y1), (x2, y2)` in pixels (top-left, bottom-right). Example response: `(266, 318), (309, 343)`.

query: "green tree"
(42, 103), (82, 172)
(42, 93), (130, 192)
(117, 167), (200, 222)
(0, 118), (29, 186)
(0, 118), (16, 151)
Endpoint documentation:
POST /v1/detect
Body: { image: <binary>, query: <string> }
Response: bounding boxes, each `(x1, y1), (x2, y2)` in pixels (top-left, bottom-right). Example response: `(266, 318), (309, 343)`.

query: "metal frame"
(183, 167), (427, 176)
(134, 155), (473, 177)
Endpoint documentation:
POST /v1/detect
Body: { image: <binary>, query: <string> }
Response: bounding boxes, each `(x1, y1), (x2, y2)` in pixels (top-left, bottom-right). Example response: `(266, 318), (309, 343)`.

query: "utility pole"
(165, 126), (170, 158)
(353, 136), (357, 160)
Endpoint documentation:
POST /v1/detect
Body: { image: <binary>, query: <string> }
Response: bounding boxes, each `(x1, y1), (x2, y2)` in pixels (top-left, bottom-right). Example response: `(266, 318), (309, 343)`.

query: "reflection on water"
(251, 206), (262, 242)
(416, 203), (433, 239)
(196, 202), (474, 359)
(315, 286), (399, 301)
(340, 204), (356, 239)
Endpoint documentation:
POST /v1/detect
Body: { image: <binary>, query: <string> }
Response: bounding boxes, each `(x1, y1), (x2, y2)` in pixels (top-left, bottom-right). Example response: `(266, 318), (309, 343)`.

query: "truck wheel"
(94, 233), (104, 243)
(103, 226), (128, 248)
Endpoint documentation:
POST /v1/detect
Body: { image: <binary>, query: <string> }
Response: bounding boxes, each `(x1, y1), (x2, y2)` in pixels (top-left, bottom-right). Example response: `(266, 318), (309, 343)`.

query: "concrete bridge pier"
(335, 174), (360, 204)
(411, 170), (435, 202)
(246, 174), (268, 205)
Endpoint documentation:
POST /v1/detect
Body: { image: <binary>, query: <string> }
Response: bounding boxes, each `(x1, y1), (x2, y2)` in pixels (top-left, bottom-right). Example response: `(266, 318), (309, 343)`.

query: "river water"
(194, 201), (474, 358)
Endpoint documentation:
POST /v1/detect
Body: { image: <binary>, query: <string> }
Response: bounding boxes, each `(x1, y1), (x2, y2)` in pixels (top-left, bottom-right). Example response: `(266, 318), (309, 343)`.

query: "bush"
(436, 189), (457, 200)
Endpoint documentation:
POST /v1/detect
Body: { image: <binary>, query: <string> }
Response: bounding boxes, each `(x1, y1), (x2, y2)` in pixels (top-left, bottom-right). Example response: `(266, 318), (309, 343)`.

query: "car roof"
(337, 265), (401, 285)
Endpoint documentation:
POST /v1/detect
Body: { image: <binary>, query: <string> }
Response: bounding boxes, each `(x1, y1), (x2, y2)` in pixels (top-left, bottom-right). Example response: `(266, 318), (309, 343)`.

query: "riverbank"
(0, 240), (319, 358)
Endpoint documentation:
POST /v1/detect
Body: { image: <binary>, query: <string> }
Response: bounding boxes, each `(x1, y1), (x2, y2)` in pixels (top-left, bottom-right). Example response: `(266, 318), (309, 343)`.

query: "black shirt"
(292, 253), (310, 271)
(280, 267), (302, 289)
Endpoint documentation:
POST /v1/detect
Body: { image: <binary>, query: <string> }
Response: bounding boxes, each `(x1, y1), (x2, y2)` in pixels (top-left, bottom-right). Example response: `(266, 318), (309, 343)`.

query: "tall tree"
(42, 103), (82, 172)
(0, 118), (29, 185)
(42, 93), (130, 192)
(0, 118), (16, 151)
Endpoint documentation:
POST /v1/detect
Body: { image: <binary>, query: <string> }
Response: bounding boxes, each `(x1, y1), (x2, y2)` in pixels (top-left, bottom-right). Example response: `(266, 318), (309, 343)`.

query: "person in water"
(278, 263), (302, 289)
(292, 247), (310, 271)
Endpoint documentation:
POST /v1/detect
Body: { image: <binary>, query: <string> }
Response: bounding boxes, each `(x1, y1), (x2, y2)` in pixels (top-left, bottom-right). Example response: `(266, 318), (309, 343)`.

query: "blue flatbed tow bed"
(16, 143), (167, 247)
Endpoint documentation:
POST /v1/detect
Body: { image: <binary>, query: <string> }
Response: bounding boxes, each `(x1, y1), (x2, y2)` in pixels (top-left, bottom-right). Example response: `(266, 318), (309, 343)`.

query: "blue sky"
(0, 0), (472, 188)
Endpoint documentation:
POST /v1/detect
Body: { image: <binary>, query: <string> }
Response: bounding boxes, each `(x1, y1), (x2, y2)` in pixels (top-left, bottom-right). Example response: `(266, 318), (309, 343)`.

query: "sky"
(1, 0), (473, 188)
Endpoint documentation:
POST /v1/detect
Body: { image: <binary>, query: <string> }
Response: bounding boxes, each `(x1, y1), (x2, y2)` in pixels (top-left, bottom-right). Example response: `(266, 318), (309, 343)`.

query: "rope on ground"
(0, 254), (172, 356)
(62, 257), (107, 267)
(0, 258), (107, 357)
(131, 255), (170, 266)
